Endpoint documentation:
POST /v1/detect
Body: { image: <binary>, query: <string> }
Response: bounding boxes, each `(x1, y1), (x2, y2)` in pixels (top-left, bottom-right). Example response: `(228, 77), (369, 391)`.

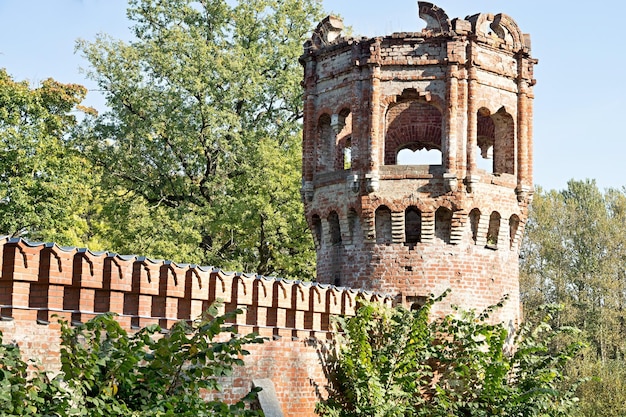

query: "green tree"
(0, 69), (105, 247)
(0, 304), (264, 416)
(520, 180), (626, 361)
(75, 0), (322, 278)
(317, 297), (584, 417)
(520, 179), (626, 416)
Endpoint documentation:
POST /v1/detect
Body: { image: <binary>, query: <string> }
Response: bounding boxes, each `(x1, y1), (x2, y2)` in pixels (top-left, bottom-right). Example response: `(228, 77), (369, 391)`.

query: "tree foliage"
(520, 179), (626, 415)
(520, 180), (626, 359)
(0, 304), (264, 416)
(0, 69), (104, 247)
(317, 297), (584, 417)
(75, 0), (322, 278)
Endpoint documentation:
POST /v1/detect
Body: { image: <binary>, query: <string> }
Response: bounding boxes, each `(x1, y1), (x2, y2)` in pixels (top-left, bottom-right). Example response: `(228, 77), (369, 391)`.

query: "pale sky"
(1, 0), (624, 192)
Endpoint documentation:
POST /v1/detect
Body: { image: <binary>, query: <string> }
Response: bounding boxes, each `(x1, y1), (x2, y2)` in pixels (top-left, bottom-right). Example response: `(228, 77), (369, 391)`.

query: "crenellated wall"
(1, 4), (535, 415)
(0, 237), (392, 416)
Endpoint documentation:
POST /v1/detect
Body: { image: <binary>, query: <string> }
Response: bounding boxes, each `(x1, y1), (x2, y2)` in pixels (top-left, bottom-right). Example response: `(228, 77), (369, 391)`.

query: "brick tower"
(300, 3), (536, 324)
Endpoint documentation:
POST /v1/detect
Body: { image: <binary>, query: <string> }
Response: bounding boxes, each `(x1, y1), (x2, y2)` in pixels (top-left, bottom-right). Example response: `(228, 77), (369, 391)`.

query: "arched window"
(333, 108), (352, 171)
(397, 147), (442, 165)
(509, 214), (520, 249)
(311, 215), (322, 248)
(384, 90), (442, 166)
(316, 114), (332, 174)
(487, 211), (501, 248)
(405, 206), (422, 244)
(342, 137), (352, 170)
(492, 109), (515, 174)
(476, 107), (515, 175)
(469, 208), (481, 244)
(435, 207), (452, 244)
(328, 211), (342, 246)
(375, 206), (392, 244)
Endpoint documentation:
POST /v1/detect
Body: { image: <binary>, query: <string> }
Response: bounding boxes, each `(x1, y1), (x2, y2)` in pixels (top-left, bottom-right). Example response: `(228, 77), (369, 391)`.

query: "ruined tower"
(300, 3), (536, 324)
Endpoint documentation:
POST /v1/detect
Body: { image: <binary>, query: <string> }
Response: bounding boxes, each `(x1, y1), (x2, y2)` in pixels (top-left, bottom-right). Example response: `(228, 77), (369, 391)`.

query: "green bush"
(0, 304), (264, 416)
(317, 294), (585, 417)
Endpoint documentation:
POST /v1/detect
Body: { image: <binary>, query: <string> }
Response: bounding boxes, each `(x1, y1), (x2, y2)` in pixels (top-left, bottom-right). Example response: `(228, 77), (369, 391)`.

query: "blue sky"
(1, 0), (624, 192)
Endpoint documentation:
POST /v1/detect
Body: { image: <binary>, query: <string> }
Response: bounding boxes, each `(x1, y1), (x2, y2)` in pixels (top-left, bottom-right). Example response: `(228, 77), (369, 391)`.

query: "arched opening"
(334, 108), (352, 171)
(316, 114), (332, 174)
(405, 206), (422, 244)
(487, 211), (501, 249)
(469, 208), (481, 244)
(435, 207), (452, 244)
(328, 211), (343, 286)
(396, 147), (442, 165)
(492, 108), (515, 175)
(477, 108), (495, 172)
(347, 208), (360, 244)
(375, 206), (392, 244)
(509, 214), (520, 249)
(341, 137), (352, 170)
(311, 215), (322, 248)
(476, 107), (515, 175)
(385, 91), (442, 166)
(328, 211), (342, 245)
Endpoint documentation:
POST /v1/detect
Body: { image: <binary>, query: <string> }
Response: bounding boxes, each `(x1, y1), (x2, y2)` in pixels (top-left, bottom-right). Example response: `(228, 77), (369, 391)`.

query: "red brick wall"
(0, 5), (537, 417)
(0, 237), (392, 417)
(301, 3), (536, 327)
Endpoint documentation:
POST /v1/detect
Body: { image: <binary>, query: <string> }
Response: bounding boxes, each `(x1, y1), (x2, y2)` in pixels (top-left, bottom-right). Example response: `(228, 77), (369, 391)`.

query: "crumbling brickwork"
(0, 3), (536, 416)
(301, 2), (536, 326)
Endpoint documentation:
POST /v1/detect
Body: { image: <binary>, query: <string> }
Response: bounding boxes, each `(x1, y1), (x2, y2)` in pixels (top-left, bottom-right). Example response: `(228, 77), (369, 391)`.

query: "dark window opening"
(375, 206), (392, 244)
(435, 207), (452, 244)
(405, 206), (422, 244)
(487, 211), (501, 249)
(469, 208), (481, 244)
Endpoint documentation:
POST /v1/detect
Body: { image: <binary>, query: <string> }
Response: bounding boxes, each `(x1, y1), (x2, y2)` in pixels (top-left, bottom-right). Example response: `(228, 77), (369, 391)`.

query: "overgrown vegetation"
(317, 296), (584, 417)
(0, 304), (264, 416)
(2, 0), (626, 413)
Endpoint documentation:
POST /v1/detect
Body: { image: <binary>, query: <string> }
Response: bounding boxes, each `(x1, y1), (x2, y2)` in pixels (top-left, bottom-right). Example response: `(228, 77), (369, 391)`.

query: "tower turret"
(300, 2), (536, 325)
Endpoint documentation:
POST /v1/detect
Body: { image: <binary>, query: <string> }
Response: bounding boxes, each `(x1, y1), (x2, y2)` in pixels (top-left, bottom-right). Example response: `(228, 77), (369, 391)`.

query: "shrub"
(317, 295), (584, 417)
(0, 304), (264, 416)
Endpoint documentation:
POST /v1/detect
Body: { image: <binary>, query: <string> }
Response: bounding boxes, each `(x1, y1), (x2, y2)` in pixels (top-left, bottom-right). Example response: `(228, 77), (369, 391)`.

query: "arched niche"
(469, 208), (481, 244)
(405, 206), (422, 244)
(375, 206), (392, 244)
(311, 214), (322, 248)
(328, 211), (342, 245)
(487, 211), (501, 249)
(347, 208), (361, 244)
(435, 207), (452, 244)
(509, 214), (520, 249)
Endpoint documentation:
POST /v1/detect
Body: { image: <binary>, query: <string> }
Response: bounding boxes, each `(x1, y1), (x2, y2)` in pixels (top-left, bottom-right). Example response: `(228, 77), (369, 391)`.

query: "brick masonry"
(301, 2), (536, 327)
(0, 3), (535, 416)
(0, 237), (392, 415)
